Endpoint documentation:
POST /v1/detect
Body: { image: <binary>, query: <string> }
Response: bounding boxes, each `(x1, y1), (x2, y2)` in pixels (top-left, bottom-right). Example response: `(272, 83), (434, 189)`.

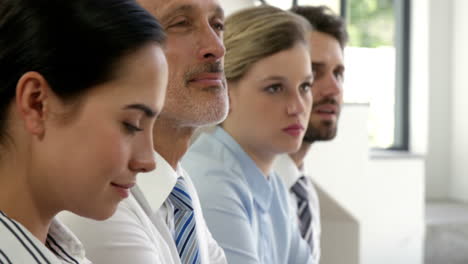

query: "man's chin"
(187, 101), (229, 127)
(303, 126), (338, 143)
(200, 85), (225, 93)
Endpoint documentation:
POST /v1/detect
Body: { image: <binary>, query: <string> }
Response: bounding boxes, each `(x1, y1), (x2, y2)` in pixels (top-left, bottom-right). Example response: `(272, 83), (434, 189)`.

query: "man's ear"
(15, 72), (52, 137)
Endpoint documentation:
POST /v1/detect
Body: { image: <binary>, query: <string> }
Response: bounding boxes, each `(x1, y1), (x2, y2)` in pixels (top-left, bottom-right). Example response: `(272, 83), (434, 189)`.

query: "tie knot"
(169, 177), (193, 211)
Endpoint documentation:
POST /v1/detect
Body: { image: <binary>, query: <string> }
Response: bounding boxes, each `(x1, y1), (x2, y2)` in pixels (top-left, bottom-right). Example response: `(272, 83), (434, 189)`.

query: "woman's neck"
(243, 145), (275, 177)
(222, 126), (275, 178)
(0, 155), (54, 244)
(288, 142), (312, 169)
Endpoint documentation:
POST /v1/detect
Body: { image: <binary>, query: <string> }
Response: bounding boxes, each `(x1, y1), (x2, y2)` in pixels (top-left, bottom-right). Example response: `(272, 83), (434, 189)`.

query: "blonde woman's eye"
(265, 84), (282, 94)
(300, 82), (312, 92)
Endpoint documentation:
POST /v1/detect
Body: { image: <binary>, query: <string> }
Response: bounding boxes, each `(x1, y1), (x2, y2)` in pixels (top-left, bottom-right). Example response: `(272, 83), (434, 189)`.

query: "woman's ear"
(15, 72), (52, 138)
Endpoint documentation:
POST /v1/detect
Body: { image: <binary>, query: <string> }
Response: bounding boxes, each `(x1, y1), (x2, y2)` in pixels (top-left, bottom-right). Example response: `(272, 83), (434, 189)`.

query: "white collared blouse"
(0, 211), (91, 264)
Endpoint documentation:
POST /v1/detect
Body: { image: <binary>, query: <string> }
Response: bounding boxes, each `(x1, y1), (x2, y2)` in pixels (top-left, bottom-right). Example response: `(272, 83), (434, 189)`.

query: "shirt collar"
(273, 154), (302, 189)
(47, 218), (89, 263)
(213, 127), (273, 212)
(134, 151), (178, 212)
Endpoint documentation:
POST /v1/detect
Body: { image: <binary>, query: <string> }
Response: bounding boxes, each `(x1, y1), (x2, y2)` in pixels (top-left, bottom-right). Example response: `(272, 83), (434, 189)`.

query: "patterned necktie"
(168, 177), (201, 264)
(291, 175), (314, 248)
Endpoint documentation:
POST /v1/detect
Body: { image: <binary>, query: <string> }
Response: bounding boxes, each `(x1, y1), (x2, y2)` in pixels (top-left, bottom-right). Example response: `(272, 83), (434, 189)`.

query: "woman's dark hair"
(0, 0), (165, 144)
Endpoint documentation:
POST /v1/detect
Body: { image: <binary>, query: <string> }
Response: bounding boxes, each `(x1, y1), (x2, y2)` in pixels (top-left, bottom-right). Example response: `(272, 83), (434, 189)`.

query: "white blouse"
(0, 211), (91, 264)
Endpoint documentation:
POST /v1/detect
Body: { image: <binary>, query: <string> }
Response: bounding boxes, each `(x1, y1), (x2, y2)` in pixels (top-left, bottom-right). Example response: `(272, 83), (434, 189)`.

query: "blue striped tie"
(169, 177), (201, 264)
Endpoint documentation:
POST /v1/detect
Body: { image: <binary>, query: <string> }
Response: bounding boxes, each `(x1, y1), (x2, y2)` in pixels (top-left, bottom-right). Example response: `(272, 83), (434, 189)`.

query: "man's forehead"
(138, 0), (223, 20)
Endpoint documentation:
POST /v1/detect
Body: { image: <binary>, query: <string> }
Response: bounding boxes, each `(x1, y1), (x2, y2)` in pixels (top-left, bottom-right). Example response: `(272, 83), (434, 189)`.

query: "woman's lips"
(282, 124), (304, 137)
(111, 182), (135, 199)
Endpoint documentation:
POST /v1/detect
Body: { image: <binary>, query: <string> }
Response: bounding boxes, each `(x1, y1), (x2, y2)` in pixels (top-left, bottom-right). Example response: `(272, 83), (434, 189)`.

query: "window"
(256, 0), (410, 150)
(343, 0), (410, 150)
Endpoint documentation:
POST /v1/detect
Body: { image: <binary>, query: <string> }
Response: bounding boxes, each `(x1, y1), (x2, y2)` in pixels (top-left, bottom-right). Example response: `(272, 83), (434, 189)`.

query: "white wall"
(425, 0), (468, 202)
(425, 0), (453, 200)
(450, 0), (468, 202)
(306, 105), (366, 264)
(361, 159), (425, 264)
(219, 0), (253, 15)
(305, 105), (369, 220)
(308, 104), (425, 264)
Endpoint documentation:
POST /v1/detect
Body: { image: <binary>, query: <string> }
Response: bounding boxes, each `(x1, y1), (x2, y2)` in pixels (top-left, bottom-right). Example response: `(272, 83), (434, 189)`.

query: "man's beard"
(161, 60), (228, 127)
(302, 120), (337, 143)
(302, 97), (340, 143)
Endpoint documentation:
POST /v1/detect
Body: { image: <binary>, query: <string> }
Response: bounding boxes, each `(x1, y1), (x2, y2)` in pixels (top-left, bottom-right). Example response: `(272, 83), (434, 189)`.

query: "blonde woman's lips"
(282, 123), (304, 137)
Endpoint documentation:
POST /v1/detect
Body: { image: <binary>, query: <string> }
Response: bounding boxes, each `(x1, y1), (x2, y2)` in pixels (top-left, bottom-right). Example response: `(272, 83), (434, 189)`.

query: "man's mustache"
(184, 62), (224, 82)
(312, 97), (339, 110)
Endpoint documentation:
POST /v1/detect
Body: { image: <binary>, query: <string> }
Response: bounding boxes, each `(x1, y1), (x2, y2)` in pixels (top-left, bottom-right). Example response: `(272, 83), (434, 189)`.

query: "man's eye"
(213, 22), (225, 31)
(169, 19), (189, 28)
(335, 71), (344, 82)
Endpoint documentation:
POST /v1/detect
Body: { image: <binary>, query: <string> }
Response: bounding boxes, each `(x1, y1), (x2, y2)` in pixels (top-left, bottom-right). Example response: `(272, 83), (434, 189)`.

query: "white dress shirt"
(0, 211), (91, 264)
(273, 154), (321, 263)
(59, 151), (227, 264)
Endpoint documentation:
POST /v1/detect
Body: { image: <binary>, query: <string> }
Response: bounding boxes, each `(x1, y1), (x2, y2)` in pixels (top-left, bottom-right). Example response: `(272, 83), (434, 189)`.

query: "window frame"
(339, 0), (411, 151)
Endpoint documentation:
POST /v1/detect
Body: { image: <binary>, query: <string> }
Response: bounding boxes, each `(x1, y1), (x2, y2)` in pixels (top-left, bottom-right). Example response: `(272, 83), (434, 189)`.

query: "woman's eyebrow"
(123, 103), (156, 118)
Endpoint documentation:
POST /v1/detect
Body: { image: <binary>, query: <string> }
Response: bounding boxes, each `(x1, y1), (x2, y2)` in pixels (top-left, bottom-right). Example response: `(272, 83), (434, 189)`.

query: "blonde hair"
(224, 5), (312, 83)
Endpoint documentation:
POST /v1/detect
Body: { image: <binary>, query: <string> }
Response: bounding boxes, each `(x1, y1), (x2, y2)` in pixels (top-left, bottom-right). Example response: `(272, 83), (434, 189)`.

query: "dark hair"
(0, 0), (165, 144)
(290, 5), (348, 48)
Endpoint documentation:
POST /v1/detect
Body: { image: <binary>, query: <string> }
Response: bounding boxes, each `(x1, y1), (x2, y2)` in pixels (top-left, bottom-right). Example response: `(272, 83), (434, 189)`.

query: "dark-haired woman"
(0, 0), (167, 263)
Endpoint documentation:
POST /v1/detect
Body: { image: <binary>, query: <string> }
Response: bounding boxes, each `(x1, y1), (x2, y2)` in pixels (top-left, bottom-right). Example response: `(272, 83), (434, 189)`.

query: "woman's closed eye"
(122, 121), (143, 135)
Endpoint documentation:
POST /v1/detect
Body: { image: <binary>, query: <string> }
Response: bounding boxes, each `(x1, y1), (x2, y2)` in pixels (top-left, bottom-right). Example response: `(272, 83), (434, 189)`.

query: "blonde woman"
(182, 5), (315, 264)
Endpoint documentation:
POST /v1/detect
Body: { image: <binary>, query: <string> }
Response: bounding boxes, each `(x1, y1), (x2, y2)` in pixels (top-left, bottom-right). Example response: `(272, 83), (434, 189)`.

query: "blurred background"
(220, 0), (468, 263)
